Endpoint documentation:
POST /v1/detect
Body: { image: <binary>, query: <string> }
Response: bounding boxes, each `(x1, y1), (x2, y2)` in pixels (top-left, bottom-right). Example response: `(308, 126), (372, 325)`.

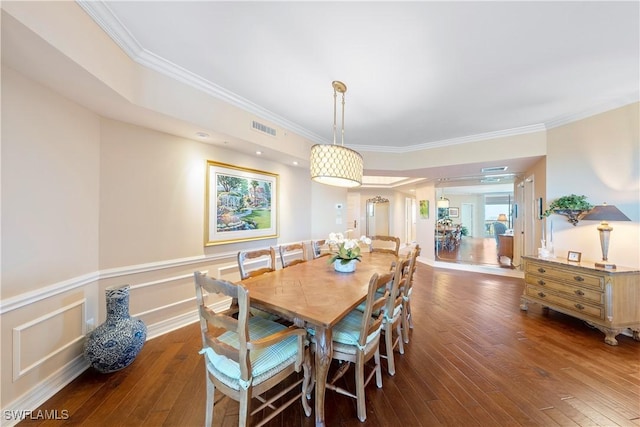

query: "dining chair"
(194, 272), (312, 427)
(278, 242), (307, 268)
(380, 256), (409, 376)
(400, 245), (420, 344)
(237, 248), (281, 320)
(311, 239), (331, 259)
(369, 235), (401, 256)
(307, 271), (391, 422)
(237, 248), (276, 280)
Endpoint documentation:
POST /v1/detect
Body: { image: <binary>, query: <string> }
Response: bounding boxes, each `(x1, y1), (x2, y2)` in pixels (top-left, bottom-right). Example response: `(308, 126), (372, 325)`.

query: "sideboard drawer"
(525, 286), (604, 320)
(525, 262), (604, 289)
(524, 276), (604, 305)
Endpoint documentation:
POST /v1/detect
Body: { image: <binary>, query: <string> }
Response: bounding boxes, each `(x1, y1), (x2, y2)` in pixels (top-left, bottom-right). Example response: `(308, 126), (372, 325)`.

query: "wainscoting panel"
(1, 252), (240, 422)
(12, 299), (86, 381)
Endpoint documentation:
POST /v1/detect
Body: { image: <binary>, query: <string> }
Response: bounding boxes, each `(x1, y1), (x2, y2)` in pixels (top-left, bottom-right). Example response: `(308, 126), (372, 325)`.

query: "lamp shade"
(581, 204), (631, 222)
(310, 144), (363, 188)
(436, 197), (449, 208)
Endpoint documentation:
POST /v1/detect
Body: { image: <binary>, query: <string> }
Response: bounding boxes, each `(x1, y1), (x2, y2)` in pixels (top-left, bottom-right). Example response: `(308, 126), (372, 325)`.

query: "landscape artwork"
(205, 161), (278, 245)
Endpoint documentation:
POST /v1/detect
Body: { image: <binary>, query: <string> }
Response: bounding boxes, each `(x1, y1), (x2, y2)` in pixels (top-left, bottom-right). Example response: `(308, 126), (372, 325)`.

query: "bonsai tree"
(543, 194), (593, 225)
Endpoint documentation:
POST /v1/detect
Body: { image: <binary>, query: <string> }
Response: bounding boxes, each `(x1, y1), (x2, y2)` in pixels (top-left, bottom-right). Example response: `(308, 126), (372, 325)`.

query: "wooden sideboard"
(497, 234), (513, 265)
(520, 255), (640, 345)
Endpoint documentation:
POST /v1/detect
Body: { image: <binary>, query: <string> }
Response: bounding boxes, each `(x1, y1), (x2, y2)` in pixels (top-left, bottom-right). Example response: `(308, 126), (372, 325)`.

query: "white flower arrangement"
(327, 232), (372, 265)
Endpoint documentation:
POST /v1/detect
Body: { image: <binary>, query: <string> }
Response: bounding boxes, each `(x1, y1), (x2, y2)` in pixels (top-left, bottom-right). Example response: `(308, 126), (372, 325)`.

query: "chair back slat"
(360, 272), (393, 347)
(279, 243), (307, 268)
(402, 246), (420, 297)
(386, 257), (409, 317)
(194, 271), (251, 377)
(237, 247), (276, 279)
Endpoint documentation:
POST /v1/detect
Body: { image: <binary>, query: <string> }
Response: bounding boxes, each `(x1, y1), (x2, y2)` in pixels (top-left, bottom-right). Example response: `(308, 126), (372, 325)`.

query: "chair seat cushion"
(202, 316), (299, 388)
(308, 309), (380, 348)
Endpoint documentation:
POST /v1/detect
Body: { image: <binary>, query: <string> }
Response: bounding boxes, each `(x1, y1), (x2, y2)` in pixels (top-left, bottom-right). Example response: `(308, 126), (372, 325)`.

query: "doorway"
(435, 184), (516, 268)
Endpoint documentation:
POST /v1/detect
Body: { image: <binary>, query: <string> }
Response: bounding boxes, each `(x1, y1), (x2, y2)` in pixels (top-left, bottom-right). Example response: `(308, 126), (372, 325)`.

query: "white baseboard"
(1, 356), (89, 427)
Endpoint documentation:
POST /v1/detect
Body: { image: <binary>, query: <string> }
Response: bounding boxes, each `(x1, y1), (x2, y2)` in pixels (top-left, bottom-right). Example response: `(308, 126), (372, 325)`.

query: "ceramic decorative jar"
(334, 259), (357, 273)
(84, 284), (147, 373)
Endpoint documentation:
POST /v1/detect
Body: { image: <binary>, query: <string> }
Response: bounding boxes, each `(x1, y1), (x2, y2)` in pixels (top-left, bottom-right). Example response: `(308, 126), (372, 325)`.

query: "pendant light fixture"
(310, 81), (363, 188)
(436, 191), (450, 209)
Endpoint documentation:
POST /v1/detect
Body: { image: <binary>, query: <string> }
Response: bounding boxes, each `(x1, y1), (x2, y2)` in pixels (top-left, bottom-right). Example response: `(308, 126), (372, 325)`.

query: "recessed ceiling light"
(195, 132), (209, 138)
(256, 151), (262, 155)
(293, 161), (298, 166)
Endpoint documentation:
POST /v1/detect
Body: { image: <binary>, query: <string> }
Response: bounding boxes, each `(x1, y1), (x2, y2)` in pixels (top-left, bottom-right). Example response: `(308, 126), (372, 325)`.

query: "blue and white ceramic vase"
(84, 284), (147, 373)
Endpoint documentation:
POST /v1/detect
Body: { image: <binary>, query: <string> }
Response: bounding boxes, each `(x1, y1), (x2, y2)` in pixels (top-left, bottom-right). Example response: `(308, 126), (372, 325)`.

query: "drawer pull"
(573, 275), (584, 282)
(574, 303), (585, 310)
(574, 289), (584, 296)
(537, 279), (546, 286)
(537, 267), (546, 273)
(537, 292), (546, 298)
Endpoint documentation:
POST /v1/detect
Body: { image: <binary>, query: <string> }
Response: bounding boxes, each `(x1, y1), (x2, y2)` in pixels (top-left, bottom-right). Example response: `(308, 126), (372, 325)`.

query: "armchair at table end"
(369, 235), (401, 256)
(194, 272), (312, 426)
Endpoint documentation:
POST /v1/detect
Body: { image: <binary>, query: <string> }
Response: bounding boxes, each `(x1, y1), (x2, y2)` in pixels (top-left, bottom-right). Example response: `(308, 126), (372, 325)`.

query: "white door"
(405, 197), (416, 243)
(347, 193), (361, 237)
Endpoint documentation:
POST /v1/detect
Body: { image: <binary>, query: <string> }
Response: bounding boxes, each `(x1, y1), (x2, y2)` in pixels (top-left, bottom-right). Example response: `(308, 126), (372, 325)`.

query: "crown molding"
(544, 91), (640, 130)
(76, 0), (327, 146)
(352, 123), (547, 154)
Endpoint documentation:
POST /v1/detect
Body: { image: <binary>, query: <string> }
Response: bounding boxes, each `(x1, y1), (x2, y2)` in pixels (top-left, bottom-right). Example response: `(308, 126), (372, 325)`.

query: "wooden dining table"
(240, 251), (397, 426)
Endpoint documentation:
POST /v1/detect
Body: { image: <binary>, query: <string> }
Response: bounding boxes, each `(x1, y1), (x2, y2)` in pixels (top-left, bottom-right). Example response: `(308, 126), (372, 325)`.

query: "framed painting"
(419, 200), (429, 219)
(449, 207), (459, 218)
(205, 161), (278, 246)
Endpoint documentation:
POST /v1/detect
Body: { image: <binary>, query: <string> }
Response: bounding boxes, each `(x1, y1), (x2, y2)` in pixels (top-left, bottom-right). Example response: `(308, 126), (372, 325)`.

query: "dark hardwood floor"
(19, 264), (640, 426)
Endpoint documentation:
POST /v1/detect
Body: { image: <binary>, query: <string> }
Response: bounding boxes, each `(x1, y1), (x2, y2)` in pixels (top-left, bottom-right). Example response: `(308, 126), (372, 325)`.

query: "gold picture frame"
(205, 161), (278, 246)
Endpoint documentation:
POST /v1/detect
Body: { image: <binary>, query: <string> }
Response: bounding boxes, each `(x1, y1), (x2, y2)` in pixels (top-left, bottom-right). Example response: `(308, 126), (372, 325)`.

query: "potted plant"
(326, 232), (372, 273)
(543, 194), (593, 226)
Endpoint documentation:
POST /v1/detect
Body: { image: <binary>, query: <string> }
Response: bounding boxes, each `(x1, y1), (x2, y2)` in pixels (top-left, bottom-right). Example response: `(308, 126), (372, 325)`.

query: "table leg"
(314, 326), (332, 427)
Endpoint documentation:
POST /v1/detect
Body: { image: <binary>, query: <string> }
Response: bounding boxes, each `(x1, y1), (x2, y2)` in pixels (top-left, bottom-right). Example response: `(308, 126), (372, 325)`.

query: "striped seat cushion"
(201, 316), (300, 387)
(308, 309), (380, 348)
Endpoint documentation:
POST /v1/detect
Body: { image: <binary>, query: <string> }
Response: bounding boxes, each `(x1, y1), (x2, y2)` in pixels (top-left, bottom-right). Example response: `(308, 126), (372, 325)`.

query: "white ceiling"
(90, 1), (639, 150)
(5, 1), (639, 190)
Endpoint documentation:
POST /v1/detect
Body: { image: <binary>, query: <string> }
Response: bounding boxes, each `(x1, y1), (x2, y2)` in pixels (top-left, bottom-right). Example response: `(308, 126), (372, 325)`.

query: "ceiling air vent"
(481, 166), (508, 173)
(251, 120), (276, 137)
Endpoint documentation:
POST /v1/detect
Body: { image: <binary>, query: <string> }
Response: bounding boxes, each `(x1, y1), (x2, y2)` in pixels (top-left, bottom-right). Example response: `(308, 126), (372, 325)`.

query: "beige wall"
(0, 64), (321, 413)
(98, 118), (313, 269)
(1, 66), (100, 299)
(546, 103), (639, 267)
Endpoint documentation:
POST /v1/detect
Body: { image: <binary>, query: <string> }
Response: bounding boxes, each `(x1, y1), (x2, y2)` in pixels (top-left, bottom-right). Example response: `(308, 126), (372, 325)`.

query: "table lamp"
(581, 203), (630, 269)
